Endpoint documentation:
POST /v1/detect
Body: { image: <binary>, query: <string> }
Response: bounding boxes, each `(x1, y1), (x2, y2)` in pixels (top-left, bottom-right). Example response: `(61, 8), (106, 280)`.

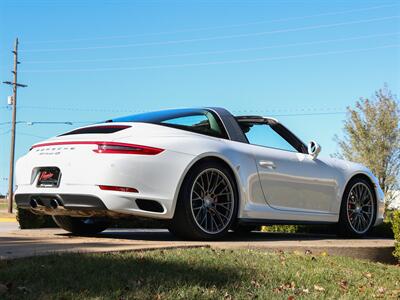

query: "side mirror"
(308, 141), (321, 160)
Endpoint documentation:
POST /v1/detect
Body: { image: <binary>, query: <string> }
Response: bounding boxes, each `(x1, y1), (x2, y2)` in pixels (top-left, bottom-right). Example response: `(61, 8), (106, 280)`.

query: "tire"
(169, 160), (238, 240)
(337, 177), (376, 237)
(52, 216), (111, 235)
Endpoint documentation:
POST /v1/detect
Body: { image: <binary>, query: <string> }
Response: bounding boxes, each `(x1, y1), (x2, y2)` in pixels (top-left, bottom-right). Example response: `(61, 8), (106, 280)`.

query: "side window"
(163, 115), (206, 126)
(161, 113), (224, 138)
(241, 123), (298, 152)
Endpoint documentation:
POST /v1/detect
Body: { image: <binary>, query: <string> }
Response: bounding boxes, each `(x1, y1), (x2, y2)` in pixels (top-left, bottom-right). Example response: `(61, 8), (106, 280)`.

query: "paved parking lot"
(0, 228), (395, 263)
(0, 222), (18, 232)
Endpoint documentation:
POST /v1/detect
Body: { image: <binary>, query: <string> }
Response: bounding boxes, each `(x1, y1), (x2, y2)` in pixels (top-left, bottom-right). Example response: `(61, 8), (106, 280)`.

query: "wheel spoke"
(215, 192), (231, 198)
(215, 202), (231, 210)
(199, 175), (206, 193)
(206, 171), (213, 192)
(348, 193), (356, 204)
(194, 181), (206, 196)
(195, 206), (203, 220)
(211, 174), (224, 194)
(193, 189), (203, 200)
(212, 208), (225, 227)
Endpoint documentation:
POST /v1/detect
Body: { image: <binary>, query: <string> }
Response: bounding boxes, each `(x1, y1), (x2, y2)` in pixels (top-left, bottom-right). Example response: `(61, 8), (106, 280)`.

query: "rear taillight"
(99, 185), (138, 193)
(93, 142), (164, 155)
(31, 141), (164, 155)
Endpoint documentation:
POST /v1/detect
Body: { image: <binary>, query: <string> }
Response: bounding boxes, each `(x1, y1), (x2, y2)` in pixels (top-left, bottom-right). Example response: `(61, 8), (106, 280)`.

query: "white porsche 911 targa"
(15, 107), (384, 240)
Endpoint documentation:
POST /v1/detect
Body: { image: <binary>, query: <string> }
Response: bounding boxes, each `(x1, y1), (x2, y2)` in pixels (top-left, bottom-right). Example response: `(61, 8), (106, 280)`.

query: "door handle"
(259, 160), (276, 169)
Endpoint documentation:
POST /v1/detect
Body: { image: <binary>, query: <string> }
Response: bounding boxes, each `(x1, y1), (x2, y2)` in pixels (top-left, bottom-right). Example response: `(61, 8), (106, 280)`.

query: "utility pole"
(3, 38), (27, 214)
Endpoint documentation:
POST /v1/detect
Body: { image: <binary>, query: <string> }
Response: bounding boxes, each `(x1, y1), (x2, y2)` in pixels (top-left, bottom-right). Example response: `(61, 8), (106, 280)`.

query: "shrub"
(261, 225), (300, 233)
(260, 224), (337, 234)
(392, 210), (400, 261)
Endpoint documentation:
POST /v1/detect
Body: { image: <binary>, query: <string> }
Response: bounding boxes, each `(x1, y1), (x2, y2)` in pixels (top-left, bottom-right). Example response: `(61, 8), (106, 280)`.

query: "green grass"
(0, 202), (8, 210)
(0, 200), (16, 210)
(0, 248), (399, 299)
(0, 201), (17, 216)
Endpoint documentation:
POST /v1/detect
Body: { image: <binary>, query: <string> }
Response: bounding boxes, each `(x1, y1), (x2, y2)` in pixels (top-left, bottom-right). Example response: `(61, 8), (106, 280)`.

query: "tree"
(336, 86), (400, 204)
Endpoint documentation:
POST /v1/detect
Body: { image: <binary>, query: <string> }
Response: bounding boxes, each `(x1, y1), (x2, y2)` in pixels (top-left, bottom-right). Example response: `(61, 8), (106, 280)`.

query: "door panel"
(251, 145), (338, 213)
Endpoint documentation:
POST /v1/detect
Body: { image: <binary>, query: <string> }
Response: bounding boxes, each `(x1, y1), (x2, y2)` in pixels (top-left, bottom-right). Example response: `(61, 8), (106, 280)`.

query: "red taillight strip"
(99, 185), (138, 193)
(94, 142), (164, 155)
(30, 141), (164, 155)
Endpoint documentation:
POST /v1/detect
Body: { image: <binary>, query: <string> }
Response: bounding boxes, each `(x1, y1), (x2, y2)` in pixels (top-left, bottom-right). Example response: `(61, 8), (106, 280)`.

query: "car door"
(239, 119), (338, 214)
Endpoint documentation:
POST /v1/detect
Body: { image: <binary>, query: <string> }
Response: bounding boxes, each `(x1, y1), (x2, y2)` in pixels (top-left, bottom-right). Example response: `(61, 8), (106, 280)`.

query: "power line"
(23, 32), (400, 64)
(21, 15), (400, 52)
(0, 121), (91, 127)
(19, 105), (147, 113)
(17, 105), (346, 113)
(21, 43), (400, 73)
(267, 112), (346, 117)
(23, 3), (399, 44)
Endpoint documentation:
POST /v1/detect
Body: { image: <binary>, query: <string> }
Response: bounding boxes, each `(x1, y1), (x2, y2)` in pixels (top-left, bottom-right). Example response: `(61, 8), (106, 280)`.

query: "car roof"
(106, 107), (279, 144)
(107, 108), (212, 123)
(235, 115), (279, 124)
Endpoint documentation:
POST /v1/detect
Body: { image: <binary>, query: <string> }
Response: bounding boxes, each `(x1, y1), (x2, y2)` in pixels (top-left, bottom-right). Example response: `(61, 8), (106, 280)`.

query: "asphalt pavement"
(0, 222), (18, 232)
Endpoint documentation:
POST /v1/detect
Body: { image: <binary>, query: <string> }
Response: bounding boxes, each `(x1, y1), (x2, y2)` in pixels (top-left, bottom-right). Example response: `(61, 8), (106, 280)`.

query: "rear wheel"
(52, 216), (111, 235)
(169, 160), (238, 240)
(338, 178), (376, 237)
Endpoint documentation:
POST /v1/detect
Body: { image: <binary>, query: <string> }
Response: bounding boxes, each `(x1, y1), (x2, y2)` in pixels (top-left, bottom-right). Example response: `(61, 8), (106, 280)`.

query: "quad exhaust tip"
(29, 198), (62, 209)
(50, 199), (60, 209)
(30, 198), (38, 209)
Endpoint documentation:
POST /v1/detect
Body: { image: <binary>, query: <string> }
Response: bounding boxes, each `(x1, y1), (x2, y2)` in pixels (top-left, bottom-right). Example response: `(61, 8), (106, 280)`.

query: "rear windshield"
(107, 108), (228, 139)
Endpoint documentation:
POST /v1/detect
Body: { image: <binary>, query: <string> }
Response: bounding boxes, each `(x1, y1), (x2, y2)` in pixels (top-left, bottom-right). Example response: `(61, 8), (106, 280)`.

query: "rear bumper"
(16, 193), (107, 211)
(15, 145), (197, 219)
(14, 184), (175, 219)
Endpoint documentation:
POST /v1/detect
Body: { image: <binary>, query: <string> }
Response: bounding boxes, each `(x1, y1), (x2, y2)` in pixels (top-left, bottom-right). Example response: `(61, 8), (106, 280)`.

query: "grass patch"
(0, 201), (16, 213)
(0, 201), (16, 219)
(0, 202), (10, 210)
(0, 248), (399, 299)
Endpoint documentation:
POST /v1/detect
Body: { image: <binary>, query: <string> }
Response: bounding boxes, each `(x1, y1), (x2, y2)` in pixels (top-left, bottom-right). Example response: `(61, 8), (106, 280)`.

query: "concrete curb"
(0, 229), (396, 263)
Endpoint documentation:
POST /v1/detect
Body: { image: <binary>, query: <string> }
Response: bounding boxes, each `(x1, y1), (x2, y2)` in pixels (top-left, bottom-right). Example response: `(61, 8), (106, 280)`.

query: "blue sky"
(0, 0), (399, 194)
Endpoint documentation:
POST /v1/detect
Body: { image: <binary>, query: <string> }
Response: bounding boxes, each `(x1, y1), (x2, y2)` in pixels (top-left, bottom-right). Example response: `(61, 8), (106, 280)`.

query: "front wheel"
(52, 216), (111, 235)
(338, 178), (376, 237)
(169, 160), (238, 240)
